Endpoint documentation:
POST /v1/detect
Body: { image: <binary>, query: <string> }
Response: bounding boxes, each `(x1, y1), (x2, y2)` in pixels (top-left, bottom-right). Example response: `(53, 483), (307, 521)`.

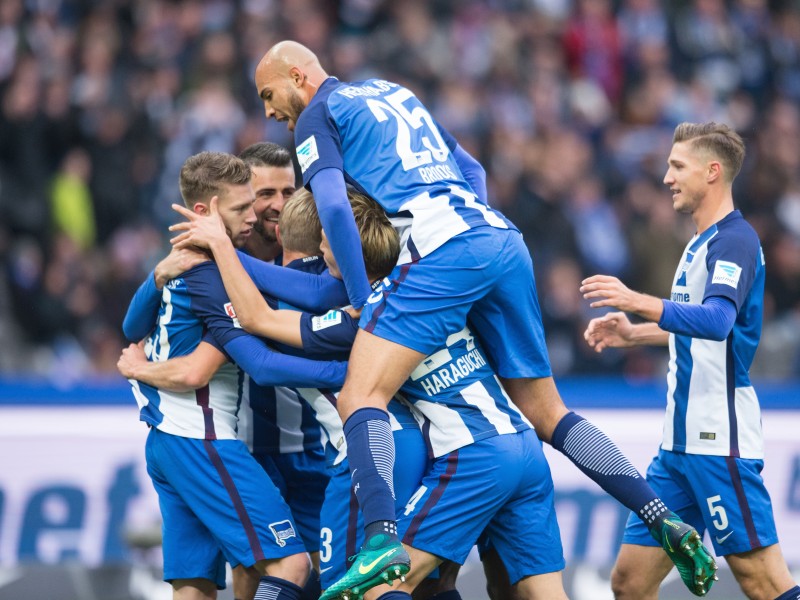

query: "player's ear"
(289, 66), (305, 87)
(193, 201), (209, 215)
(707, 161), (722, 184)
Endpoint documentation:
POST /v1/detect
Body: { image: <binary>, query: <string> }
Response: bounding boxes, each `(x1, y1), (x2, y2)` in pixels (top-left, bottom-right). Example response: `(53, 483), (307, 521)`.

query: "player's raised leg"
(328, 330), (425, 599)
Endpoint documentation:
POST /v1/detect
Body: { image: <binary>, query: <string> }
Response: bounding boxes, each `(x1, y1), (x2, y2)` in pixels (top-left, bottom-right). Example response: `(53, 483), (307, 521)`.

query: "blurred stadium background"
(0, 0), (798, 598)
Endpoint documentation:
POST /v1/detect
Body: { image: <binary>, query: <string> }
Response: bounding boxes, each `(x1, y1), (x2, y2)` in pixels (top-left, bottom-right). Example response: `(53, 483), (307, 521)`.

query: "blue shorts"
(399, 430), (564, 584)
(145, 428), (306, 587)
(359, 228), (551, 379)
(622, 449), (779, 556)
(253, 447), (330, 553)
(318, 427), (428, 589)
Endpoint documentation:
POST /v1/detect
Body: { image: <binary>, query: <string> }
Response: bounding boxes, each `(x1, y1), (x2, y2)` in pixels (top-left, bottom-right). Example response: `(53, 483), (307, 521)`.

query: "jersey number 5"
(706, 495), (729, 530)
(367, 89), (449, 171)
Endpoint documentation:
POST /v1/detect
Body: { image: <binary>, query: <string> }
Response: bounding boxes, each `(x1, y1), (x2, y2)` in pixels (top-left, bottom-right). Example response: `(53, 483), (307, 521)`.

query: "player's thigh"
(725, 544), (796, 600)
(337, 329), (425, 417)
(484, 430), (565, 585)
(513, 571), (568, 600)
(468, 229), (552, 380)
(667, 452), (778, 557)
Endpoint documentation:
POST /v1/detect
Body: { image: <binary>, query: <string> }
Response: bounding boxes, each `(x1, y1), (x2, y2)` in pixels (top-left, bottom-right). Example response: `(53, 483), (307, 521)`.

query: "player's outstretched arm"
(223, 335), (347, 388)
(117, 341), (226, 392)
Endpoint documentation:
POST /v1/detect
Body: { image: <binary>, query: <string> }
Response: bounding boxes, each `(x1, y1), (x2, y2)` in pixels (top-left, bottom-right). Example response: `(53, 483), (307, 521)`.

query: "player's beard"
(287, 89), (307, 124)
(254, 209), (280, 243)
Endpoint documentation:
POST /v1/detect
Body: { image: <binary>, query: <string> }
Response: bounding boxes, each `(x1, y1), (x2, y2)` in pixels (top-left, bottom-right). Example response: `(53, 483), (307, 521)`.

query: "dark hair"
(179, 152), (251, 207)
(238, 142), (293, 169)
(673, 122), (746, 182)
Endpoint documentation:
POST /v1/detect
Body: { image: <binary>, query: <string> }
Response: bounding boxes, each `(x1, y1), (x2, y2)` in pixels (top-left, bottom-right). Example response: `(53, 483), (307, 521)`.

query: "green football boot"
(320, 533), (410, 600)
(651, 513), (718, 596)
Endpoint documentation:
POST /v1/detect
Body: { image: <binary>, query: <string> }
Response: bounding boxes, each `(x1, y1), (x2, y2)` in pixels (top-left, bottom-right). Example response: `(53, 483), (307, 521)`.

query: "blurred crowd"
(1, 0), (799, 382)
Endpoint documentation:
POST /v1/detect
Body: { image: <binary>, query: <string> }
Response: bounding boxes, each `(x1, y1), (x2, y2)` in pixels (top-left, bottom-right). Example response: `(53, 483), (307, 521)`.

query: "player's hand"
(580, 274), (641, 313)
(583, 312), (635, 352)
(117, 342), (148, 379)
(154, 246), (209, 288)
(169, 197), (229, 251)
(344, 305), (362, 319)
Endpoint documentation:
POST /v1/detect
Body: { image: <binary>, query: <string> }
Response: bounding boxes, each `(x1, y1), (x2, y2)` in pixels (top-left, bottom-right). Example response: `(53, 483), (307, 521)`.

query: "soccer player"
(582, 122), (800, 600)
(122, 142), (330, 600)
(122, 151), (347, 600)
(250, 40), (716, 597)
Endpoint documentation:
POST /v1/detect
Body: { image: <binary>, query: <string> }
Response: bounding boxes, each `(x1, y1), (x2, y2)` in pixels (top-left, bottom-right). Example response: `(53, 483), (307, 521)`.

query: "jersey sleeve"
(703, 227), (760, 310)
(237, 250), (349, 312)
(122, 271), (161, 341)
(294, 97), (343, 186)
(299, 309), (358, 358)
(181, 264), (250, 348)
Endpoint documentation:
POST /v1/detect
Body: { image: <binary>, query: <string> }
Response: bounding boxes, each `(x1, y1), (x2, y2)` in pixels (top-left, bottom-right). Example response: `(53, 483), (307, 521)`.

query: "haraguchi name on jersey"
(336, 80), (398, 99)
(418, 349), (487, 397)
(418, 164), (457, 183)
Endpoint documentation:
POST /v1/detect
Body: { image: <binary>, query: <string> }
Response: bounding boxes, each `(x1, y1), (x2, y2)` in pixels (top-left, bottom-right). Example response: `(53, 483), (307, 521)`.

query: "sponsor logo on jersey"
(671, 291), (690, 302)
(223, 302), (241, 328)
(296, 135), (319, 173)
(711, 260), (742, 288)
(312, 310), (342, 331)
(268, 519), (297, 547)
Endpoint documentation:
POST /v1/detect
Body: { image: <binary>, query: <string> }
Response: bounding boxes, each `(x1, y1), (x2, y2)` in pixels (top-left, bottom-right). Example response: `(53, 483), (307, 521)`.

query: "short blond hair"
(279, 189), (399, 279)
(278, 189), (322, 256)
(179, 152), (251, 207)
(673, 122), (746, 183)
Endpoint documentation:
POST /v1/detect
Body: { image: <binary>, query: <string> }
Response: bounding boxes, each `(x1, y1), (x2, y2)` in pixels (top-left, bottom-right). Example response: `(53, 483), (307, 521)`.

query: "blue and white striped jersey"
(662, 211), (765, 459)
(131, 262), (246, 440)
(400, 326), (531, 458)
(294, 388), (417, 467)
(294, 78), (513, 264)
(236, 256), (325, 455)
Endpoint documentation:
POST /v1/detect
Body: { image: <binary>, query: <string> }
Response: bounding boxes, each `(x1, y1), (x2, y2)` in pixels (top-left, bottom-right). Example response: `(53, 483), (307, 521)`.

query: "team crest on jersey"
(223, 302), (241, 328)
(296, 135), (319, 173)
(711, 260), (742, 288)
(312, 310), (342, 331)
(268, 520), (297, 547)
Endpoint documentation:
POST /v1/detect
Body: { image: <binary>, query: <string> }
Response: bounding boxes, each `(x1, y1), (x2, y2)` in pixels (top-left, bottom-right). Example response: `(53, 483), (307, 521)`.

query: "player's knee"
(261, 552), (310, 587)
(610, 562), (649, 600)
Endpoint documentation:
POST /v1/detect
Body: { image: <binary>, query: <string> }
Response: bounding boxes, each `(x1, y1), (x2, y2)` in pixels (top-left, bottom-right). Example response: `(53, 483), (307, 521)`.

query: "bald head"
(254, 41), (329, 131)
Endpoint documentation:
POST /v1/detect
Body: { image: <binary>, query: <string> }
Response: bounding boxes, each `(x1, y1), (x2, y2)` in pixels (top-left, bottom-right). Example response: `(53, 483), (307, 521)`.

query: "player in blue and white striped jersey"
(583, 122), (799, 600)
(119, 152), (349, 600)
(249, 41), (715, 598)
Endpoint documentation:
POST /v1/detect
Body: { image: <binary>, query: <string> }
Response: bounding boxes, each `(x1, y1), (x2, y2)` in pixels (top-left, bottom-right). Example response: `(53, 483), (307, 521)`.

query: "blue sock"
(254, 576), (302, 600)
(426, 592), (463, 600)
(299, 570), (320, 600)
(775, 586), (800, 600)
(343, 407), (397, 527)
(376, 592), (413, 600)
(551, 412), (669, 527)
